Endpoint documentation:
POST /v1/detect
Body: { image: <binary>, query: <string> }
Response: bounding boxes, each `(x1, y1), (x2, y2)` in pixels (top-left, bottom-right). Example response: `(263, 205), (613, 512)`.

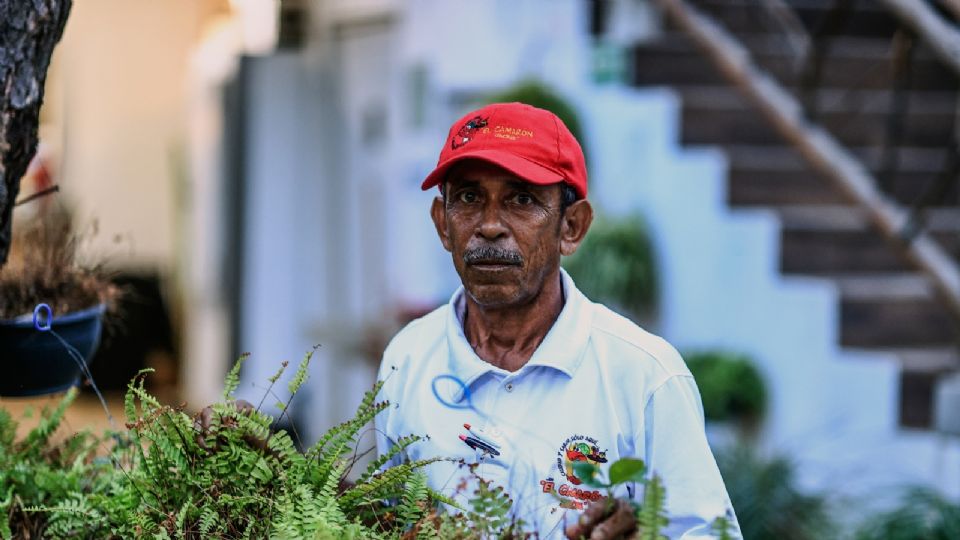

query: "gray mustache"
(463, 246), (523, 266)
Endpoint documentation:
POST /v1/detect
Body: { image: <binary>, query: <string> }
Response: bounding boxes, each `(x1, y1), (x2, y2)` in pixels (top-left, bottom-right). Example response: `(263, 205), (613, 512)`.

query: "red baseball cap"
(421, 102), (588, 199)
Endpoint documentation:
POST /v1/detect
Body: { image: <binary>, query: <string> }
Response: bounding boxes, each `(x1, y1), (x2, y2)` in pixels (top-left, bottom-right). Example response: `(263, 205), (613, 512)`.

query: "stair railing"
(654, 0), (960, 323)
(758, 0), (811, 63)
(879, 0), (960, 73)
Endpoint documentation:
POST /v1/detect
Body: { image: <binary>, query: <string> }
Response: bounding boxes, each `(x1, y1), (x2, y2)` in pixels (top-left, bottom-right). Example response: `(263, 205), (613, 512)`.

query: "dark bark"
(0, 0), (72, 267)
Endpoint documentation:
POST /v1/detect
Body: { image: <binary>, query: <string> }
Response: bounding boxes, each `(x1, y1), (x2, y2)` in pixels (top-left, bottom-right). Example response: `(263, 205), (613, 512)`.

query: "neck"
(463, 270), (565, 372)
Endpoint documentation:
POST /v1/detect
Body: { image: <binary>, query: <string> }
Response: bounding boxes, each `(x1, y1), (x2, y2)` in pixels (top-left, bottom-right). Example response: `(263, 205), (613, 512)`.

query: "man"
(376, 102), (739, 538)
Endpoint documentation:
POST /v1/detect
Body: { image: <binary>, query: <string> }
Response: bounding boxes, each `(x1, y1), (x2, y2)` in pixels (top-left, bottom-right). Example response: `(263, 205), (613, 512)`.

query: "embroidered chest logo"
(558, 434), (608, 485)
(451, 116), (488, 149)
(538, 434), (607, 511)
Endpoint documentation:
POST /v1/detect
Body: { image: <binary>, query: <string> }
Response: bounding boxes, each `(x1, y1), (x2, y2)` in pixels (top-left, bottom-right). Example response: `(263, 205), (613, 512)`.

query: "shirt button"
(505, 383), (515, 392)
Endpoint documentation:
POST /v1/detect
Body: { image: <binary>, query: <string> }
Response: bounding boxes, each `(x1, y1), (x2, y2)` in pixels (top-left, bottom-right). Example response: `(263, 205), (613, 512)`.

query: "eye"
(458, 190), (478, 204)
(513, 193), (534, 205)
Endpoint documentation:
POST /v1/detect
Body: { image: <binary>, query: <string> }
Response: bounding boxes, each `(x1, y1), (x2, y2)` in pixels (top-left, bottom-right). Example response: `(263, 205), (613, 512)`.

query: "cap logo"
(494, 124), (534, 141)
(451, 116), (489, 150)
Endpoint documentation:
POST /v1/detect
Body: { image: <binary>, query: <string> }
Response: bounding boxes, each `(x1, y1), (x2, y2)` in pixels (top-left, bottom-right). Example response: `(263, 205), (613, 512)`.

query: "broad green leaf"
(609, 457), (647, 486)
(572, 462), (608, 488)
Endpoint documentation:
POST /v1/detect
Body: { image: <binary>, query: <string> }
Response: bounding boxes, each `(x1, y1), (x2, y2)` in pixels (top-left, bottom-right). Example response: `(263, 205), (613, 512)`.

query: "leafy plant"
(854, 487), (960, 540)
(570, 457), (668, 538)
(2, 351), (716, 539)
(716, 445), (833, 540)
(0, 387), (113, 539)
(711, 516), (735, 540)
(563, 213), (658, 318)
(1, 351), (537, 539)
(103, 351), (458, 538)
(684, 351), (767, 427)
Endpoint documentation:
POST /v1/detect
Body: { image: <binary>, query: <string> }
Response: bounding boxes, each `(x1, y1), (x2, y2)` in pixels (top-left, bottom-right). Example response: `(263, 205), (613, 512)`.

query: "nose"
(477, 201), (508, 240)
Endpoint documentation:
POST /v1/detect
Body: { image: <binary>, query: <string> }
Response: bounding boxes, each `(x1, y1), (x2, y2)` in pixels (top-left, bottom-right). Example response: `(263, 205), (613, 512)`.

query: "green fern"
(467, 478), (516, 537)
(398, 471), (431, 525)
(711, 516), (734, 540)
(21, 386), (77, 456)
(637, 474), (669, 540)
(222, 352), (249, 401)
(3, 351), (706, 539)
(287, 349), (314, 396)
(361, 433), (422, 482)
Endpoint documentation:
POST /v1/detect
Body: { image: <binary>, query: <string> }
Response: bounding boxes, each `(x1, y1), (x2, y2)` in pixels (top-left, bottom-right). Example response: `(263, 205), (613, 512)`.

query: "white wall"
(51, 0), (214, 269)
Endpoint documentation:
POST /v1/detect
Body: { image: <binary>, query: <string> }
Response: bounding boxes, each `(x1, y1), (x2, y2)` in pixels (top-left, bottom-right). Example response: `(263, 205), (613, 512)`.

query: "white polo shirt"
(375, 270), (739, 538)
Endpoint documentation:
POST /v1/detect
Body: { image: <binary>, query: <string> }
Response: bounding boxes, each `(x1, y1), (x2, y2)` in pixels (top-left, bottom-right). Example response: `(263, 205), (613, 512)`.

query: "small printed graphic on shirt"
(538, 434), (608, 511)
(557, 434), (608, 485)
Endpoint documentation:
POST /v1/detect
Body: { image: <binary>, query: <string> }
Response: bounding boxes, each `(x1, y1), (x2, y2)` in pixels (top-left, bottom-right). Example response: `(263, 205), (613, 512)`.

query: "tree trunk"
(0, 0), (72, 267)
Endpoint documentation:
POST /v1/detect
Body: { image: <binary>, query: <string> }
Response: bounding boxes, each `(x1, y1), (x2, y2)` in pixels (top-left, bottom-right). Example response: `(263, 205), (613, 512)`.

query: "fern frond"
(426, 488), (462, 511)
(287, 349), (314, 396)
(638, 474), (669, 540)
(398, 471), (430, 526)
(174, 496), (193, 535)
(124, 369), (155, 424)
(267, 431), (299, 462)
(223, 352), (249, 401)
(21, 387), (77, 455)
(359, 380), (385, 413)
(198, 504), (218, 535)
(267, 360), (289, 384)
(338, 458), (444, 511)
(711, 516), (734, 540)
(360, 434), (422, 482)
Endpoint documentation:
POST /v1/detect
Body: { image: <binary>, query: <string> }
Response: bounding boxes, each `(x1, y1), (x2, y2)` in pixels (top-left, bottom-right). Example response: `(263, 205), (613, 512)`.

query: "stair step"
(730, 168), (948, 207)
(689, 0), (912, 39)
(834, 275), (955, 349)
(726, 144), (949, 172)
(782, 228), (911, 272)
(725, 144), (957, 207)
(647, 32), (905, 58)
(889, 347), (960, 373)
(841, 295), (956, 347)
(780, 206), (960, 273)
(678, 86), (957, 115)
(678, 96), (954, 147)
(852, 347), (960, 427)
(730, 168), (845, 206)
(635, 34), (958, 90)
(833, 273), (933, 300)
(778, 205), (960, 232)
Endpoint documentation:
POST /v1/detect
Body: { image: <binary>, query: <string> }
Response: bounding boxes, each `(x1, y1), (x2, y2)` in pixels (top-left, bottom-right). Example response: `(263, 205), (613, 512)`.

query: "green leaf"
(609, 458), (646, 486)
(223, 353), (249, 400)
(572, 462), (608, 488)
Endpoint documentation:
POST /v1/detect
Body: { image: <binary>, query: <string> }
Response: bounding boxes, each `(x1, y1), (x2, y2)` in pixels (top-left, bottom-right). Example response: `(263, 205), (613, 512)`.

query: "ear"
(430, 196), (453, 252)
(559, 199), (593, 256)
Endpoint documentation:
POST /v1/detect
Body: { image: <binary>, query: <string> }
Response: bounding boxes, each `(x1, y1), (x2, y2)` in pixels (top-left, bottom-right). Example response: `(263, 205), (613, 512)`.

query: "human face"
(430, 161), (570, 309)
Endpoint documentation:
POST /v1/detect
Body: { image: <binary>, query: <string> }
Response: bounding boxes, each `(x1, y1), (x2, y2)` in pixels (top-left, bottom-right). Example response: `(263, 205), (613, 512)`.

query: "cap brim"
(421, 149), (565, 192)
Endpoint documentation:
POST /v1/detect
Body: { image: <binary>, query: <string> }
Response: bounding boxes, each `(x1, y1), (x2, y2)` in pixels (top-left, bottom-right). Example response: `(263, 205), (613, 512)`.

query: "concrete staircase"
(633, 0), (960, 428)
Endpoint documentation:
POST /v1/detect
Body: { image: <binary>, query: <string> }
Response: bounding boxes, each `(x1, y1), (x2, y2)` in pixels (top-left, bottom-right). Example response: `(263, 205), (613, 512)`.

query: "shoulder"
(380, 303), (448, 371)
(588, 303), (691, 380)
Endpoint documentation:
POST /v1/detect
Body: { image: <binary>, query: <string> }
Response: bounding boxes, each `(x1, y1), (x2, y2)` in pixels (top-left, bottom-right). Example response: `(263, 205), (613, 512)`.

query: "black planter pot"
(0, 304), (105, 397)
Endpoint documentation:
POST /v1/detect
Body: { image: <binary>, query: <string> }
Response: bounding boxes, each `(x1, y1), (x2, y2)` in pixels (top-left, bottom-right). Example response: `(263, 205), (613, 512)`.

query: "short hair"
(559, 184), (578, 213)
(440, 181), (581, 214)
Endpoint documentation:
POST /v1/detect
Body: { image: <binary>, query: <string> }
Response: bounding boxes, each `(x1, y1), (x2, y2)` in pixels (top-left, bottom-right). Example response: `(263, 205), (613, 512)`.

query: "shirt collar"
(444, 268), (593, 396)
